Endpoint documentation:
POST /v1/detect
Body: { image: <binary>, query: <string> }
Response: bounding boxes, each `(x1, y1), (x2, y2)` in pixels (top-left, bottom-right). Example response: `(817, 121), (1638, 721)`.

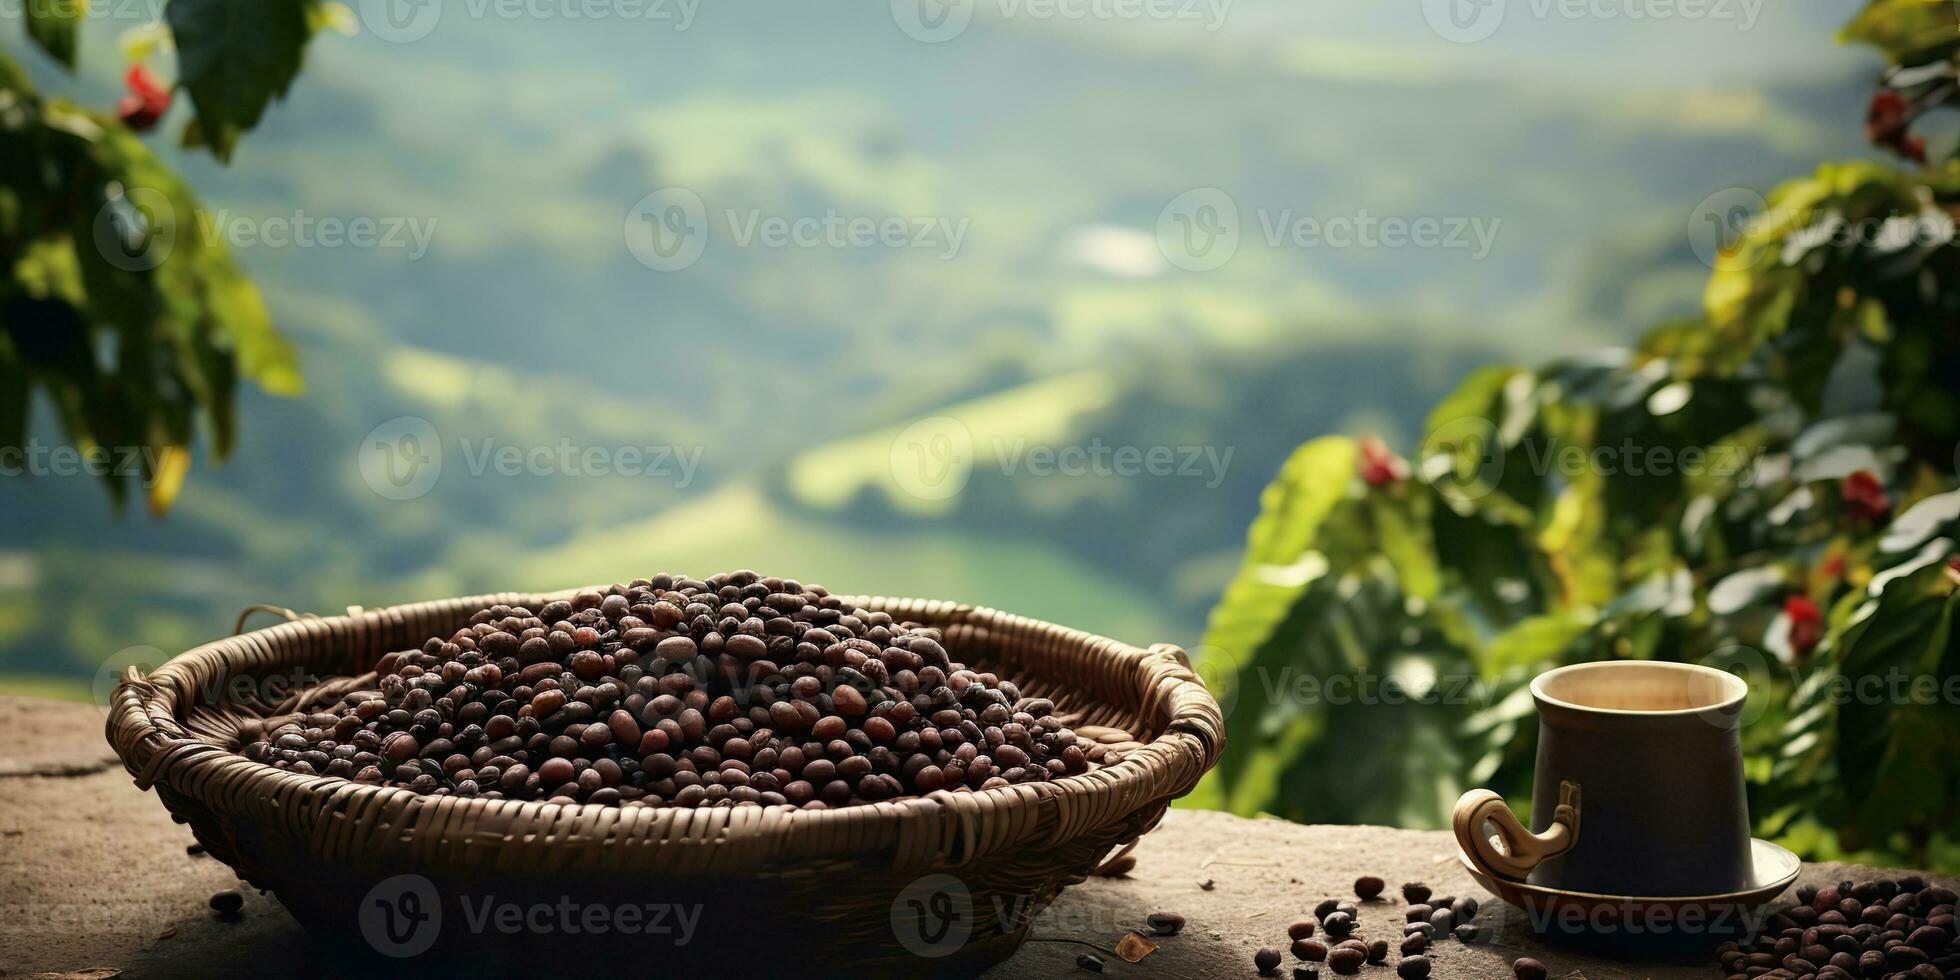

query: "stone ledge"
(2, 695), (1948, 979)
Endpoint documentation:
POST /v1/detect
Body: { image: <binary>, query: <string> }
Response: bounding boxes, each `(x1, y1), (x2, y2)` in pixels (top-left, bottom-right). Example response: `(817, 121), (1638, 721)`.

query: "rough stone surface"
(1, 695), (1951, 978)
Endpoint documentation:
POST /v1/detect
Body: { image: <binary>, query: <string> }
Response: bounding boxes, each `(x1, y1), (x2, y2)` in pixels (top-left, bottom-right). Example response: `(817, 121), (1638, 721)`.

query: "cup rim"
(1530, 660), (1747, 717)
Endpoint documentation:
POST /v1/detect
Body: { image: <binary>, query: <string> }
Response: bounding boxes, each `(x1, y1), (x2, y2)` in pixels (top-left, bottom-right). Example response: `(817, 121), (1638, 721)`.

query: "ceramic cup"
(1453, 660), (1753, 897)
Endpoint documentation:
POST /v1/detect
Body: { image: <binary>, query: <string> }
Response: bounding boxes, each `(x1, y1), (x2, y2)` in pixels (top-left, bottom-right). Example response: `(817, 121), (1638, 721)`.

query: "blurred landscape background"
(0, 1), (1876, 699)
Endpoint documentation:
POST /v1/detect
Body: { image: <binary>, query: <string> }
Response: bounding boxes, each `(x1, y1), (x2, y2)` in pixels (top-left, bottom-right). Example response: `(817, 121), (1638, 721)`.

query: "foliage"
(2, 2), (322, 513)
(1196, 0), (1960, 870)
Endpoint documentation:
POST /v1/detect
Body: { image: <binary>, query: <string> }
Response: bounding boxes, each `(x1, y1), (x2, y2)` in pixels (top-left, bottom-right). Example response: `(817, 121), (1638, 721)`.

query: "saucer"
(1458, 838), (1801, 957)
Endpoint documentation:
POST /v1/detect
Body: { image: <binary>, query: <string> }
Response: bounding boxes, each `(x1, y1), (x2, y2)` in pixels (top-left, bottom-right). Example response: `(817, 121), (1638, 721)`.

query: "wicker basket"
(105, 589), (1223, 977)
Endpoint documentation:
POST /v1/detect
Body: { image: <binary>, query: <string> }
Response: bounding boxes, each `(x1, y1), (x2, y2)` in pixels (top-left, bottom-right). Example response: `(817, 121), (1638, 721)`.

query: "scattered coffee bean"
(1294, 968), (1320, 980)
(1199, 878), (1216, 891)
(1400, 934), (1428, 956)
(1405, 904), (1433, 923)
(1366, 940), (1389, 964)
(185, 842), (206, 857)
(245, 573), (1096, 808)
(1454, 923), (1482, 943)
(1327, 947), (1366, 975)
(208, 890), (242, 914)
(1514, 957), (1547, 980)
(1147, 912), (1185, 936)
(1402, 882), (1431, 905)
(1294, 939), (1329, 962)
(1397, 955), (1432, 980)
(1356, 876), (1386, 901)
(1315, 899), (1343, 920)
(1289, 919), (1317, 941)
(1428, 908), (1454, 933)
(1076, 953), (1104, 972)
(1257, 947), (1284, 976)
(1322, 911), (1354, 937)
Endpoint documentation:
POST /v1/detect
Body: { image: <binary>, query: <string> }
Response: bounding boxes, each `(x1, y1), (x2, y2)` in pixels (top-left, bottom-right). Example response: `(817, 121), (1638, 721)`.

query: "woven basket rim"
(106, 587), (1225, 859)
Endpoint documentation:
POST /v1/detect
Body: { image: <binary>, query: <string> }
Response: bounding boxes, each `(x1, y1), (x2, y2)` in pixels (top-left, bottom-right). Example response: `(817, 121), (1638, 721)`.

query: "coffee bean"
(208, 890), (243, 914)
(1322, 911), (1354, 937)
(1076, 953), (1104, 972)
(1402, 882), (1431, 905)
(1294, 968), (1320, 980)
(1316, 899), (1343, 920)
(1289, 919), (1317, 941)
(1400, 934), (1427, 956)
(1146, 912), (1184, 936)
(1294, 939), (1328, 962)
(186, 842), (206, 857)
(1328, 948), (1366, 975)
(1513, 957), (1547, 980)
(249, 573), (1095, 809)
(1454, 923), (1482, 943)
(1397, 956), (1431, 980)
(1366, 940), (1389, 964)
(1257, 948), (1284, 976)
(1356, 876), (1386, 901)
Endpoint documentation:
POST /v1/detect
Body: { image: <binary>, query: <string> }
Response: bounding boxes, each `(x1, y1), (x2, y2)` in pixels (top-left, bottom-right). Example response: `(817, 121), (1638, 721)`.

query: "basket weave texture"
(105, 590), (1224, 975)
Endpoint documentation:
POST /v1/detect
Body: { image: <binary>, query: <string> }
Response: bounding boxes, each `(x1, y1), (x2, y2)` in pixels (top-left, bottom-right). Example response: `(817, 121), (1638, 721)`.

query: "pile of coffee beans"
(243, 572), (1099, 808)
(1718, 877), (1959, 980)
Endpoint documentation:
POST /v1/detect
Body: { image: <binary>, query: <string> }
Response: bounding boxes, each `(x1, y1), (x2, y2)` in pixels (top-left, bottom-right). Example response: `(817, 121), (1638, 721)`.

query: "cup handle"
(1452, 780), (1581, 882)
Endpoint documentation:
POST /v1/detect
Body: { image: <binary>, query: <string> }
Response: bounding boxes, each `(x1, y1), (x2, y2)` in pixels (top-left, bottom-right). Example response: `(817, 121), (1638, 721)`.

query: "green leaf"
(1481, 613), (1593, 678)
(25, 0), (83, 68)
(1199, 436), (1357, 669)
(1838, 0), (1960, 63)
(1831, 562), (1960, 838)
(166, 0), (315, 162)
